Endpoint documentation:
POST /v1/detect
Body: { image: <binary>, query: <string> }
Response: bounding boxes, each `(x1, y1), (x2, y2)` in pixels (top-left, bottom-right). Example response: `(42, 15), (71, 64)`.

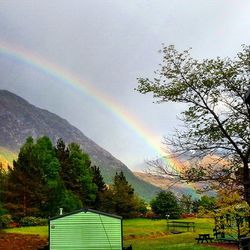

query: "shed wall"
(50, 211), (122, 250)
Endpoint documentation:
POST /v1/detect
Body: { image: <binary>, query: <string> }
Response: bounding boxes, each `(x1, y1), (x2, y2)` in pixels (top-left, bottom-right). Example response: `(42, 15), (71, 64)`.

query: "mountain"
(0, 90), (161, 201)
(134, 172), (201, 199)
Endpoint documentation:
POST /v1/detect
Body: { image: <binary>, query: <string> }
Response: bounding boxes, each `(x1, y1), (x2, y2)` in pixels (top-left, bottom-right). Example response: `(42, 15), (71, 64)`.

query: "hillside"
(0, 147), (16, 169)
(134, 172), (201, 199)
(0, 90), (161, 200)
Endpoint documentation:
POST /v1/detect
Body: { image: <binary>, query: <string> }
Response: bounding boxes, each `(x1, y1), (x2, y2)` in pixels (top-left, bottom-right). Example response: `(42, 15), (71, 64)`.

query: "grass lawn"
(3, 226), (48, 238)
(3, 218), (231, 249)
(123, 218), (226, 250)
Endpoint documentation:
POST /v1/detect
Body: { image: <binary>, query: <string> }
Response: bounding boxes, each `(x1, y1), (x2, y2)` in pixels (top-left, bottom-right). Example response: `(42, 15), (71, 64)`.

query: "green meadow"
(3, 218), (230, 250)
(123, 218), (225, 250)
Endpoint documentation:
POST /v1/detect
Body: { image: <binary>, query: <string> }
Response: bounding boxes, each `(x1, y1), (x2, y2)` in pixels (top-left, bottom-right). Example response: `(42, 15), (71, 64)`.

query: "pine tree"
(112, 171), (139, 218)
(91, 166), (106, 209)
(0, 164), (7, 215)
(4, 137), (61, 218)
(55, 140), (97, 207)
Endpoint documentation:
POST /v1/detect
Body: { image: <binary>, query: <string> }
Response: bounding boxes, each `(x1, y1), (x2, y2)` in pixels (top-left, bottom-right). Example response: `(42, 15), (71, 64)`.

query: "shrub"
(144, 211), (157, 219)
(0, 214), (13, 228)
(20, 216), (48, 226)
(181, 213), (197, 218)
(8, 222), (20, 228)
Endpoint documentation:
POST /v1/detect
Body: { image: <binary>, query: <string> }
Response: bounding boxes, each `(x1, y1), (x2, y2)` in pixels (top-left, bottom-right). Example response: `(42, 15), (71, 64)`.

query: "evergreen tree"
(0, 164), (7, 215)
(55, 140), (97, 207)
(55, 139), (71, 194)
(91, 165), (106, 209)
(99, 187), (115, 214)
(112, 171), (139, 218)
(4, 137), (61, 218)
(67, 143), (97, 206)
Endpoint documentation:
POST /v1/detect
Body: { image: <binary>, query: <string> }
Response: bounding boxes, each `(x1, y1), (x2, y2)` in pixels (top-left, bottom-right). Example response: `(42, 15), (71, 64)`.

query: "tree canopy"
(2, 137), (145, 220)
(137, 45), (250, 204)
(4, 137), (98, 218)
(150, 191), (180, 219)
(4, 137), (61, 218)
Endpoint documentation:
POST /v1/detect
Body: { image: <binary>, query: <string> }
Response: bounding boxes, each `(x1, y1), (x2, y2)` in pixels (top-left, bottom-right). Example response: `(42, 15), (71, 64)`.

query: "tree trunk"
(23, 192), (27, 216)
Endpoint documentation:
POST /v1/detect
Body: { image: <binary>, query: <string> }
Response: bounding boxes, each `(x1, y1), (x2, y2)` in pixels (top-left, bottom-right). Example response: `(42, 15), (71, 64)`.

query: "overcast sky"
(1, 0), (250, 170)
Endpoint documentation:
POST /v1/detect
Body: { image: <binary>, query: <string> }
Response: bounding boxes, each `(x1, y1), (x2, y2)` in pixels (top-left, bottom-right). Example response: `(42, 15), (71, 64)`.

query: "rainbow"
(0, 40), (199, 197)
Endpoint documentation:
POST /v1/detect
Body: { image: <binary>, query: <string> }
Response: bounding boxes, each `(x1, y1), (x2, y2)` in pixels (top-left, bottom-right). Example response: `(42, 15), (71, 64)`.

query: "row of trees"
(150, 191), (216, 219)
(0, 136), (226, 223)
(0, 137), (146, 220)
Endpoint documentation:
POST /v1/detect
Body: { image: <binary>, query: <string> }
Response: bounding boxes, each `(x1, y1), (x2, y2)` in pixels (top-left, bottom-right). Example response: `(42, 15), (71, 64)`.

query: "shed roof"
(49, 208), (122, 221)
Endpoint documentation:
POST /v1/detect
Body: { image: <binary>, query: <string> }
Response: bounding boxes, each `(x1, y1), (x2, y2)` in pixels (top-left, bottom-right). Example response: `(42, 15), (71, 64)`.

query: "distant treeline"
(0, 136), (147, 222)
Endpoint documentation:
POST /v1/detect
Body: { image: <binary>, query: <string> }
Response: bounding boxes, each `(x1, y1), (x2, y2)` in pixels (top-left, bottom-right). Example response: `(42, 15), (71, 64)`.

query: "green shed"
(49, 208), (123, 250)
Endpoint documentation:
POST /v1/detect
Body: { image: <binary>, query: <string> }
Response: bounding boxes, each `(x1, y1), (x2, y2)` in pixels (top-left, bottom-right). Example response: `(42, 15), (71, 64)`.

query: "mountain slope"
(0, 146), (16, 168)
(134, 172), (201, 199)
(0, 89), (161, 200)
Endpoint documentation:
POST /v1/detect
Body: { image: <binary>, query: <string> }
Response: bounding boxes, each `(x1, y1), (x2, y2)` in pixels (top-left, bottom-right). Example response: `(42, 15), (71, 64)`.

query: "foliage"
(197, 206), (214, 218)
(214, 189), (250, 236)
(100, 172), (143, 218)
(137, 45), (250, 204)
(216, 188), (246, 209)
(179, 194), (216, 217)
(4, 137), (61, 218)
(3, 137), (148, 220)
(0, 165), (7, 215)
(58, 189), (83, 213)
(0, 214), (13, 228)
(91, 165), (106, 209)
(136, 198), (148, 215)
(19, 216), (48, 227)
(199, 195), (216, 211)
(180, 194), (193, 213)
(150, 191), (181, 219)
(113, 172), (144, 218)
(4, 137), (95, 218)
(55, 140), (97, 207)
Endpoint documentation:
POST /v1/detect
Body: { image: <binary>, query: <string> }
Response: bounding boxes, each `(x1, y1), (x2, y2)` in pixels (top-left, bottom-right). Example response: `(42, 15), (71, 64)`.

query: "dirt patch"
(0, 233), (48, 250)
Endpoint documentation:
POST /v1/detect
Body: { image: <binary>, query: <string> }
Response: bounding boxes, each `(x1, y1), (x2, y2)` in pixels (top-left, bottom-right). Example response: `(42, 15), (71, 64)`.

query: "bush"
(20, 216), (48, 226)
(144, 211), (157, 219)
(181, 213), (197, 218)
(0, 214), (13, 228)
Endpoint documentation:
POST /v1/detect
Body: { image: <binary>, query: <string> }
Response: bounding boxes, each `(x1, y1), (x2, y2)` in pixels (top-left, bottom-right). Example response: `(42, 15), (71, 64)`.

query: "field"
(2, 218), (237, 249)
(123, 218), (234, 250)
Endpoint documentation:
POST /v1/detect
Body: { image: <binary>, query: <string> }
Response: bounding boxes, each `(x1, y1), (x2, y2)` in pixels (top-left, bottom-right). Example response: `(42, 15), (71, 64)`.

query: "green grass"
(123, 218), (226, 250)
(3, 226), (48, 238)
(3, 218), (230, 249)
